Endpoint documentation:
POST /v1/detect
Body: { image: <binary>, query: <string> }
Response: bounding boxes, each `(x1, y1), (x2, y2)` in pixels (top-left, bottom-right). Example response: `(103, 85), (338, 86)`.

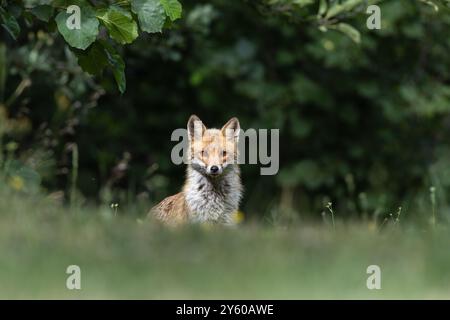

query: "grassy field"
(0, 187), (449, 299)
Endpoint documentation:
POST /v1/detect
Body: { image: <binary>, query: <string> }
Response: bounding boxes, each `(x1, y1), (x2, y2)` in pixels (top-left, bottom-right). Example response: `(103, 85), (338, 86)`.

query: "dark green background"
(2, 0), (450, 222)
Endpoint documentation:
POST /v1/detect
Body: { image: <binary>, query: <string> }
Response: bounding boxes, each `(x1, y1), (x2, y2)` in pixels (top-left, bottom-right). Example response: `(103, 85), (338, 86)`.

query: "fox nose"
(210, 165), (219, 174)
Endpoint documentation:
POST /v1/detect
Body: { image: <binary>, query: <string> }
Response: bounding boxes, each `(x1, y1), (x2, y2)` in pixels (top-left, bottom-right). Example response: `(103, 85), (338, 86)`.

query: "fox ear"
(187, 114), (206, 141)
(221, 117), (240, 141)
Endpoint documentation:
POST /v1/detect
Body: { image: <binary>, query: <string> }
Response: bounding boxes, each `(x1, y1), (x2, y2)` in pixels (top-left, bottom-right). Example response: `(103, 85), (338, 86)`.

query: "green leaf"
(0, 7), (20, 40)
(73, 42), (109, 76)
(290, 0), (315, 8)
(160, 0), (182, 21)
(100, 41), (126, 94)
(73, 40), (126, 93)
(23, 11), (35, 27)
(8, 4), (23, 18)
(318, 0), (328, 16)
(96, 7), (138, 45)
(131, 0), (166, 33)
(30, 5), (55, 22)
(55, 4), (99, 50)
(325, 0), (364, 19)
(420, 0), (439, 11)
(331, 23), (361, 44)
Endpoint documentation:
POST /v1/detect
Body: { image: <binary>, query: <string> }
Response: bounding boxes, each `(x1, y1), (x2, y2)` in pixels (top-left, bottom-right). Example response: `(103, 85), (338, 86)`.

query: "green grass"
(0, 187), (449, 299)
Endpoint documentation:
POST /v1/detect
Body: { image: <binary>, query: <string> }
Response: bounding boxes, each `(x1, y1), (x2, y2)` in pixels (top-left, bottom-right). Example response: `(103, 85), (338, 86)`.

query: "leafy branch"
(0, 0), (183, 93)
(255, 0), (446, 44)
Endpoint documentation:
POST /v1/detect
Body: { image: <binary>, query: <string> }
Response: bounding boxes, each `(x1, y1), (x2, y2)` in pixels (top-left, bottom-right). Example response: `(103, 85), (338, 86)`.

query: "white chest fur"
(184, 166), (242, 224)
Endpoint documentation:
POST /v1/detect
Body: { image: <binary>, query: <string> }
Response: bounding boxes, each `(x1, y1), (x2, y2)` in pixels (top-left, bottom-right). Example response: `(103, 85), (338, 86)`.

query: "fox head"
(187, 115), (240, 177)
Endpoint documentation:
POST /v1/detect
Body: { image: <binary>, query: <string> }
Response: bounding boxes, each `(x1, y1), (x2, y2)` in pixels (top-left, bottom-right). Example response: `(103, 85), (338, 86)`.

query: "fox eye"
(201, 150), (208, 157)
(222, 150), (227, 157)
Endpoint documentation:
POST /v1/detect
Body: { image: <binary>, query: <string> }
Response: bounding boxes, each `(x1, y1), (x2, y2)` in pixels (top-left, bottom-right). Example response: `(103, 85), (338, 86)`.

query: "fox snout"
(207, 165), (222, 176)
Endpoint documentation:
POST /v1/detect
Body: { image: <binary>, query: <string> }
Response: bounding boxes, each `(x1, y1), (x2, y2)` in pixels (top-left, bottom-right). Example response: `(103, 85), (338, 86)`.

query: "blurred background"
(1, 0), (450, 224)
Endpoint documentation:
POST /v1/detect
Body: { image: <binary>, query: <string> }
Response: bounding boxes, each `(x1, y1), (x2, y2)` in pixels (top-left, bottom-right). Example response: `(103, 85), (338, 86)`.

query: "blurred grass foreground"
(0, 185), (449, 299)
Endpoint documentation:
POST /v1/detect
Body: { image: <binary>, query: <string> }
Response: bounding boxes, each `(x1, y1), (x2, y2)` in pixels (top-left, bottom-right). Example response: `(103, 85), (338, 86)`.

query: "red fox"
(149, 115), (243, 225)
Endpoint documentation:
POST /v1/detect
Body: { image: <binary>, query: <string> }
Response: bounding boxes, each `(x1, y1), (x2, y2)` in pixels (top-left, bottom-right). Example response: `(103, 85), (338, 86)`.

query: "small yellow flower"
(232, 210), (245, 224)
(8, 175), (24, 191)
(5, 141), (18, 152)
(55, 91), (71, 111)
